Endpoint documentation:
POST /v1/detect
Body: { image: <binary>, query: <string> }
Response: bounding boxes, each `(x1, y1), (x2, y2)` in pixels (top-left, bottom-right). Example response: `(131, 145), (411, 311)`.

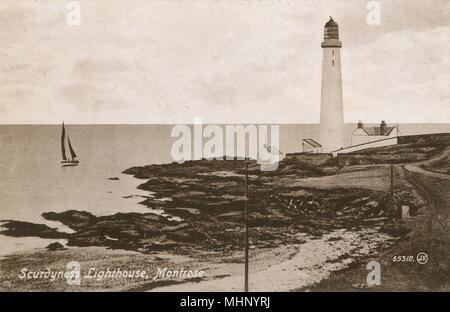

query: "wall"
(285, 153), (331, 166)
(331, 137), (398, 157)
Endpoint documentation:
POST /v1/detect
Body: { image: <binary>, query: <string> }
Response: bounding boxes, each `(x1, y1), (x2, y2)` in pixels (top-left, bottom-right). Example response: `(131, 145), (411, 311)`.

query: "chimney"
(380, 120), (386, 135)
(357, 120), (363, 129)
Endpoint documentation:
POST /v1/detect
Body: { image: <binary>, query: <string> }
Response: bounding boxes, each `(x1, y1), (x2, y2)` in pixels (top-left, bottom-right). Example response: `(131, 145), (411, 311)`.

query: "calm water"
(0, 124), (449, 256)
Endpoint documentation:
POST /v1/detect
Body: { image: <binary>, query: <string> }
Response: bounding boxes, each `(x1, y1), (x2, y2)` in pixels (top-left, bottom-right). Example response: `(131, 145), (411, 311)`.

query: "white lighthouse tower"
(320, 17), (344, 153)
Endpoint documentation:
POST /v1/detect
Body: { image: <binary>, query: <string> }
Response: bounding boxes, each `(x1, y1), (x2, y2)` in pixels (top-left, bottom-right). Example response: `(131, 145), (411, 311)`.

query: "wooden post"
(244, 157), (249, 292)
(401, 205), (410, 219)
(390, 162), (394, 198)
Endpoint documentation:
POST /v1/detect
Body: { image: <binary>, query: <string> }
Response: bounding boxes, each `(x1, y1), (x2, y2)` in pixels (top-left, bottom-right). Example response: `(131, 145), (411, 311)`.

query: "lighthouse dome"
(325, 17), (338, 28)
(324, 17), (339, 39)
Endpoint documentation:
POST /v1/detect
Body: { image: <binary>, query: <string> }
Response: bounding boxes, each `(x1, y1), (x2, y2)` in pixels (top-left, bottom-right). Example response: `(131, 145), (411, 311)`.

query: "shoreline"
(0, 226), (397, 292)
(1, 133), (449, 291)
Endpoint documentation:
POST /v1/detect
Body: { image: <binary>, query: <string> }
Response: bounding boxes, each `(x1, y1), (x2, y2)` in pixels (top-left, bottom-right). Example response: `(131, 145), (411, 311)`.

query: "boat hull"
(61, 161), (79, 167)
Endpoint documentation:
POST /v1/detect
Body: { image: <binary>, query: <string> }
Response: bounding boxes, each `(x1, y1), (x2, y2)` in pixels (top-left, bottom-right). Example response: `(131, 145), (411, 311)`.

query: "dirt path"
(402, 164), (449, 253)
(405, 163), (450, 180)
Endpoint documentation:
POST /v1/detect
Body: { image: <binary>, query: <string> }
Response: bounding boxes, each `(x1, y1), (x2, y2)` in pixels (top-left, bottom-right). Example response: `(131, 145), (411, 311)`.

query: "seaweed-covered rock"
(0, 221), (69, 239)
(46, 242), (66, 251)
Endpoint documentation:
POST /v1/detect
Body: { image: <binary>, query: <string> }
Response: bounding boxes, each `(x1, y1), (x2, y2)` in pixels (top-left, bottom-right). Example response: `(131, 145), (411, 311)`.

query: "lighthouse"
(320, 17), (344, 153)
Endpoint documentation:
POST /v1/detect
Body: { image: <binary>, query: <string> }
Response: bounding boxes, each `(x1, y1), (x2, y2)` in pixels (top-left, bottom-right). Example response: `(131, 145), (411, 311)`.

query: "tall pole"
(390, 162), (394, 198)
(244, 157), (249, 292)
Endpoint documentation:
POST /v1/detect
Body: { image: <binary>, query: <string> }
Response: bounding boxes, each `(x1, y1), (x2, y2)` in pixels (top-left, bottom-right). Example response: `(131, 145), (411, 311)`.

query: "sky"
(0, 0), (449, 124)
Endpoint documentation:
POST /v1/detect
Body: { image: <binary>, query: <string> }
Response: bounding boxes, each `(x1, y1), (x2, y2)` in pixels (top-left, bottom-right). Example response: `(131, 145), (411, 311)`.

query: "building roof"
(302, 138), (322, 148)
(325, 17), (338, 28)
(359, 126), (395, 136)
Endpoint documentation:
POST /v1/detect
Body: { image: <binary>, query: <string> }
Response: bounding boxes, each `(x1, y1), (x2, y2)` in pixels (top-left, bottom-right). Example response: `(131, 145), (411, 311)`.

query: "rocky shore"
(1, 157), (402, 255)
(0, 133), (448, 291)
(4, 134), (447, 255)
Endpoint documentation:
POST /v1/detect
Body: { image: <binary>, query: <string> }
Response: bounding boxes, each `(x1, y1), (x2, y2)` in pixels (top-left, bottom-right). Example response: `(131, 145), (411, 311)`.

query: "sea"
(0, 123), (449, 257)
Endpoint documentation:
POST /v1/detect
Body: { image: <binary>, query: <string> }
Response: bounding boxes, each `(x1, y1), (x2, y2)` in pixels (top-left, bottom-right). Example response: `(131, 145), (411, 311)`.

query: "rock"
(0, 221), (69, 239)
(46, 242), (65, 251)
(362, 217), (388, 223)
(326, 236), (343, 242)
(365, 201), (379, 208)
(381, 223), (411, 237)
(108, 177), (120, 180)
(42, 210), (95, 231)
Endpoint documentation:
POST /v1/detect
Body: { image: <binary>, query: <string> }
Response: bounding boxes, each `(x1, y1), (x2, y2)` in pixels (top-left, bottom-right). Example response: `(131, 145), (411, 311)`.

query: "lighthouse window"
(332, 50), (334, 55)
(332, 60), (334, 66)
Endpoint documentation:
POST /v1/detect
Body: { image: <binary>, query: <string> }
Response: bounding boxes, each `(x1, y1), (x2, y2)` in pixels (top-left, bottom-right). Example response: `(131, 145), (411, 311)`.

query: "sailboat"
(61, 122), (79, 166)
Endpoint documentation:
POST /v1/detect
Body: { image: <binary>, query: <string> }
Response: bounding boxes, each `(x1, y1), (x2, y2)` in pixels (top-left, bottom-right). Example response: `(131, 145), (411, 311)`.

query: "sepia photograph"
(0, 0), (449, 301)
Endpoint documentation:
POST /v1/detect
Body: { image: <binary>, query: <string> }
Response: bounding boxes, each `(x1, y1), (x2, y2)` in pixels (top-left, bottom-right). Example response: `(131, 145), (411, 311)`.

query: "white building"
(351, 121), (398, 146)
